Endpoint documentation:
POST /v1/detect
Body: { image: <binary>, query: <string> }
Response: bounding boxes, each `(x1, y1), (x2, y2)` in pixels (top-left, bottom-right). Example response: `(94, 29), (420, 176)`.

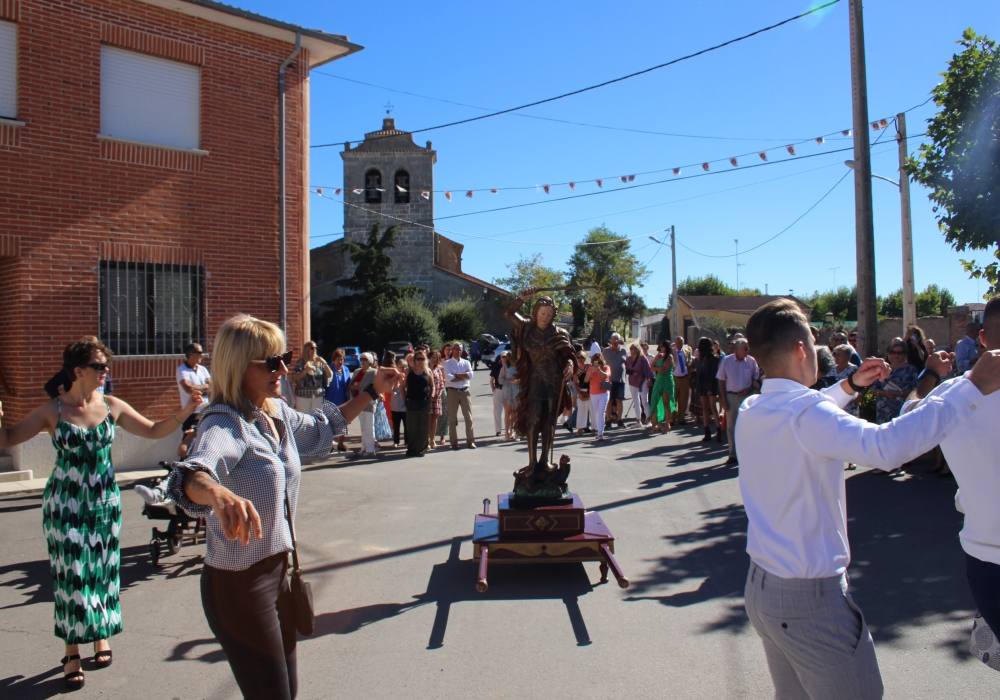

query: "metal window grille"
(99, 260), (205, 355)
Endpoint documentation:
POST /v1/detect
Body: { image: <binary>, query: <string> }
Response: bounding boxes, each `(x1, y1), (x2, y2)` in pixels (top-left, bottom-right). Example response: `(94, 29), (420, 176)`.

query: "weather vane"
(384, 101), (394, 116)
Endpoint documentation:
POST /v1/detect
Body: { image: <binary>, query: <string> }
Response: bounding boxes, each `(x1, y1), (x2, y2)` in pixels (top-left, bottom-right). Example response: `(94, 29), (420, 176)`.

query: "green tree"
(879, 289), (904, 318)
(567, 226), (648, 340)
(676, 274), (737, 297)
(493, 253), (568, 315)
(909, 29), (1000, 296)
(879, 284), (956, 318)
(436, 297), (485, 342)
(806, 286), (858, 322)
(373, 297), (441, 351)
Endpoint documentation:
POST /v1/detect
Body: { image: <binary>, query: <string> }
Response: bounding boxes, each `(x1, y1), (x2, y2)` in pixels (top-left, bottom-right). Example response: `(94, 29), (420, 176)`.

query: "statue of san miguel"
(505, 287), (578, 503)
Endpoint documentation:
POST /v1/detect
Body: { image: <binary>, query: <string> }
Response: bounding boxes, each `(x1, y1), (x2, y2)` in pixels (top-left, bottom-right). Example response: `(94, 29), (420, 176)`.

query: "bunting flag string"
(313, 112), (910, 203)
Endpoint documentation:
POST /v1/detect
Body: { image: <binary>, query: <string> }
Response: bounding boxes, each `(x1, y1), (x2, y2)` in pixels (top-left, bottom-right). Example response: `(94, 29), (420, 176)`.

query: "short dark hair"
(983, 297), (1000, 338)
(184, 342), (204, 356)
(746, 299), (811, 370)
(63, 336), (112, 372)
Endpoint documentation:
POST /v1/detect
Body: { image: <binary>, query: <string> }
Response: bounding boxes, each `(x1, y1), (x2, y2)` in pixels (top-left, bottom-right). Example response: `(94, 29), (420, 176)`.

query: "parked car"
(482, 341), (510, 369)
(384, 341), (413, 359)
(339, 346), (361, 372)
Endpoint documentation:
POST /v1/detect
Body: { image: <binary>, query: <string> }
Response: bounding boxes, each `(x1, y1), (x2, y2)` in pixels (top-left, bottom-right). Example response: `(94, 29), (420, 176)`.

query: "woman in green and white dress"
(0, 337), (202, 691)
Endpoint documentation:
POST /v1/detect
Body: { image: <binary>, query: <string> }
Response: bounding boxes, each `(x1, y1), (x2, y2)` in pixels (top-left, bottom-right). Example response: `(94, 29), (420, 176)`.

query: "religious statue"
(505, 288), (578, 500)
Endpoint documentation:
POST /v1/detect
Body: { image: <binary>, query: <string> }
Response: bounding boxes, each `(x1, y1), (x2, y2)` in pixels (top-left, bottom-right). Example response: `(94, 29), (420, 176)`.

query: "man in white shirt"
(716, 337), (760, 465)
(738, 299), (1000, 699)
(444, 343), (476, 449)
(906, 298), (1000, 643)
(176, 342), (212, 458)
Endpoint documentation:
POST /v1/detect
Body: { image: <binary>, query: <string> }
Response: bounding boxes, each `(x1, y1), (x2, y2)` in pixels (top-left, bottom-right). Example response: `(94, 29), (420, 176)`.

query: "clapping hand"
(926, 350), (955, 378)
(850, 357), (891, 389)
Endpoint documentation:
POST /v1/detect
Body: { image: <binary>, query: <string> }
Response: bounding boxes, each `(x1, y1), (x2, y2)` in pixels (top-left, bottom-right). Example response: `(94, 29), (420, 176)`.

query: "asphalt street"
(0, 370), (993, 698)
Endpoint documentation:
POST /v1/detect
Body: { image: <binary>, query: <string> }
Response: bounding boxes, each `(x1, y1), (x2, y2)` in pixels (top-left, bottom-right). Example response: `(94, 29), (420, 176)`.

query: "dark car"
(384, 341), (413, 359)
(339, 346), (361, 372)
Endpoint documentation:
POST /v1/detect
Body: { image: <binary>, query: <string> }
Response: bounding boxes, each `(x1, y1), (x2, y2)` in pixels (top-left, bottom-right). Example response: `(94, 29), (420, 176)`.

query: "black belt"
(449, 387), (469, 392)
(727, 389), (751, 395)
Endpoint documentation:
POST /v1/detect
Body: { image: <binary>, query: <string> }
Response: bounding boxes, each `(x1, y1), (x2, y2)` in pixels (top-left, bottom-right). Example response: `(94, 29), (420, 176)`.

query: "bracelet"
(918, 367), (941, 386)
(846, 372), (865, 394)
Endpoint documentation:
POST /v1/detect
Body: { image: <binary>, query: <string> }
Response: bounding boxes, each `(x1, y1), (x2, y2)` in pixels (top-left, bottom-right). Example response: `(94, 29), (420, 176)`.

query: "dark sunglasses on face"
(86, 362), (111, 372)
(253, 351), (293, 372)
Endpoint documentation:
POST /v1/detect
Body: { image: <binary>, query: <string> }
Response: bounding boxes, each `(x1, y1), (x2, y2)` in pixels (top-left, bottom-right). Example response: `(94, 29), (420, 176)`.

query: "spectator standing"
(470, 339), (482, 370)
(905, 323), (930, 370)
(177, 342), (212, 459)
(573, 350), (592, 435)
(717, 337), (761, 466)
(602, 333), (628, 428)
(873, 341), (919, 424)
(434, 343), (452, 444)
(649, 341), (676, 433)
(500, 351), (520, 440)
(427, 350), (446, 448)
(588, 336), (601, 362)
(289, 341), (331, 413)
(404, 350), (432, 456)
(694, 337), (722, 442)
(672, 336), (693, 423)
(389, 357), (408, 447)
(586, 353), (611, 440)
(444, 343), (476, 449)
(955, 322), (981, 373)
(0, 337), (203, 691)
(832, 344), (860, 418)
(351, 352), (379, 456)
(489, 353), (505, 436)
(625, 344), (653, 428)
(324, 349), (352, 452)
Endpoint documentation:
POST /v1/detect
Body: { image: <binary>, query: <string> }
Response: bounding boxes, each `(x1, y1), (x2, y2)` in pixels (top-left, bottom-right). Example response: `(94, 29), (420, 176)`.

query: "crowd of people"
(0, 300), (998, 697)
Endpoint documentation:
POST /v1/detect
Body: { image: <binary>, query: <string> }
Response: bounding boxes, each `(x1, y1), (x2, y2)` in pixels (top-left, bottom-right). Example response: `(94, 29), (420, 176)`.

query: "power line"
(310, 0), (841, 149)
(312, 70), (846, 144)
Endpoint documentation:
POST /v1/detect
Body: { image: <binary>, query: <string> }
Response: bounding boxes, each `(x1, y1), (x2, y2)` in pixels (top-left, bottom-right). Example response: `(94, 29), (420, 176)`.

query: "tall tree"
(880, 284), (956, 318)
(676, 274), (737, 297)
(909, 29), (1000, 296)
(806, 286), (858, 322)
(567, 226), (648, 340)
(493, 253), (568, 314)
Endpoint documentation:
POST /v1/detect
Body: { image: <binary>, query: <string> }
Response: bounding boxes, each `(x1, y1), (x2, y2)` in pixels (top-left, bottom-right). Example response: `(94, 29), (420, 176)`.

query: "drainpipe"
(278, 32), (302, 332)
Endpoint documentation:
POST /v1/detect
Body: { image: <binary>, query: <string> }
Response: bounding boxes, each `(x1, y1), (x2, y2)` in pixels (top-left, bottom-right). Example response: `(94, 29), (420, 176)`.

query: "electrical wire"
(310, 0), (841, 149)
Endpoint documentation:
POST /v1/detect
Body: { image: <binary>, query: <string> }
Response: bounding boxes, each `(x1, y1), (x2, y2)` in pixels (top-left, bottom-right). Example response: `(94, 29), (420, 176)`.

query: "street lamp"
(845, 116), (916, 332)
(649, 227), (679, 340)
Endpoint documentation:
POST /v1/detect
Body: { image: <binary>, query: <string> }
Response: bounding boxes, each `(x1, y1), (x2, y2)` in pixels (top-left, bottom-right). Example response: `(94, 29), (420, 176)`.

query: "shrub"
(436, 297), (484, 342)
(373, 297), (441, 351)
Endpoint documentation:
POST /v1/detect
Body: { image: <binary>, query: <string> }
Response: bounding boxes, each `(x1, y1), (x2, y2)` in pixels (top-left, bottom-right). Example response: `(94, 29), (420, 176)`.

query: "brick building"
(310, 117), (509, 336)
(0, 0), (360, 476)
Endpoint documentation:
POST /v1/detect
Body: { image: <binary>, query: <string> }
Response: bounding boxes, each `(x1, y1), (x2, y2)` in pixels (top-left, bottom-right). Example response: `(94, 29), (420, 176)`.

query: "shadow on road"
(0, 668), (63, 700)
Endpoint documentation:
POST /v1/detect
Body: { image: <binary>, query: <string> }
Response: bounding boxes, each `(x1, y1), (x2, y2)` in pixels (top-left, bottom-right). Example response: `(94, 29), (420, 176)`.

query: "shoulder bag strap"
(283, 491), (301, 573)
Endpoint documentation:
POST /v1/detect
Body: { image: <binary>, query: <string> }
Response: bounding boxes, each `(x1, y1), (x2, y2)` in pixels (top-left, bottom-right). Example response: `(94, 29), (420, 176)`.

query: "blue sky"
(244, 0), (997, 307)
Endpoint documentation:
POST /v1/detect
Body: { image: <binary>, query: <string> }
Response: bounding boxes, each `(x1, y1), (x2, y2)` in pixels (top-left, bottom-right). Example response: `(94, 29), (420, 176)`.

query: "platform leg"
(599, 561), (609, 584)
(476, 546), (489, 593)
(599, 543), (629, 589)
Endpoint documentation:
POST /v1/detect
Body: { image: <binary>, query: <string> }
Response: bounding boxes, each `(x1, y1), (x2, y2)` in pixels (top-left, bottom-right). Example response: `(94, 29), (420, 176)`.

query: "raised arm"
(0, 400), (57, 448)
(109, 391), (202, 440)
(505, 287), (537, 323)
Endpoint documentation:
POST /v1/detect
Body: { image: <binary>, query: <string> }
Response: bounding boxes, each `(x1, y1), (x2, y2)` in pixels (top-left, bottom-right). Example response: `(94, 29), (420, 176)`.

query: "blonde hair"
(211, 314), (286, 418)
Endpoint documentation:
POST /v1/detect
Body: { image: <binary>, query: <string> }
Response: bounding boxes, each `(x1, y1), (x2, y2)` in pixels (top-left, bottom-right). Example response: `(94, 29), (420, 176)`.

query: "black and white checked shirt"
(166, 399), (347, 571)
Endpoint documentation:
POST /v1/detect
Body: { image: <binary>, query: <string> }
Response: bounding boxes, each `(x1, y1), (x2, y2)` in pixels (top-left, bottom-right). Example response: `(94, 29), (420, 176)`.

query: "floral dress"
(41, 399), (122, 643)
(430, 366), (446, 416)
(875, 364), (919, 424)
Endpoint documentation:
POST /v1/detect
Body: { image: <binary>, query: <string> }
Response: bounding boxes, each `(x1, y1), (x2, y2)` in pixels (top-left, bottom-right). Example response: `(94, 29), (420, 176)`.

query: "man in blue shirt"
(955, 321), (981, 373)
(324, 348), (353, 451)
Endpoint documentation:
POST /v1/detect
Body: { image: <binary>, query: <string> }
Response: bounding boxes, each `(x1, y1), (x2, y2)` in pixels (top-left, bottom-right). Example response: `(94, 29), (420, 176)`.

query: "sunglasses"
(888, 349), (905, 355)
(86, 362), (111, 372)
(252, 351), (293, 372)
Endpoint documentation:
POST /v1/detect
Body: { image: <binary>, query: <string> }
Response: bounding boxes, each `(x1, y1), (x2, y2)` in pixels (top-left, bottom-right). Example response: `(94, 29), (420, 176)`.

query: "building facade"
(0, 0), (359, 476)
(310, 117), (509, 335)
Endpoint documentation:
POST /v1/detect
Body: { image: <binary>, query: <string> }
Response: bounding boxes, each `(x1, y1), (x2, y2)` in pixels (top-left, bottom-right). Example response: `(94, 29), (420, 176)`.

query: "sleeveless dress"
(649, 355), (677, 423)
(41, 399), (123, 644)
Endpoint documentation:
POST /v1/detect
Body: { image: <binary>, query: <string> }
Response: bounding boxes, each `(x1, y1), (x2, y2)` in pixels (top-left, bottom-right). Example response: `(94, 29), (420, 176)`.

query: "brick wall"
(0, 0), (312, 422)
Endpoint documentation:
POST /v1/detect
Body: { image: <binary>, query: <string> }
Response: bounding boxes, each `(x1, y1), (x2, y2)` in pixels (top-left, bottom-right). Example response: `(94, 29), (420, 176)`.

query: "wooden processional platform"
(471, 493), (629, 593)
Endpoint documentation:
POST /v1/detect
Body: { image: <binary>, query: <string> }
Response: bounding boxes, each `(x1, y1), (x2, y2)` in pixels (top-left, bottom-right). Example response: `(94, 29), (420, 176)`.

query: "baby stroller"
(142, 462), (207, 565)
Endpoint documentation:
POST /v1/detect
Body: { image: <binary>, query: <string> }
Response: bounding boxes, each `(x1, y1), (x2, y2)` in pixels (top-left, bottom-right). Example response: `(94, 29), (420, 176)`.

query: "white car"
(481, 342), (510, 369)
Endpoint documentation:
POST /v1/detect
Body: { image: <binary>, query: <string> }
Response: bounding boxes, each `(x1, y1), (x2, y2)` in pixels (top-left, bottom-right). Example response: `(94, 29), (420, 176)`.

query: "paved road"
(0, 371), (992, 698)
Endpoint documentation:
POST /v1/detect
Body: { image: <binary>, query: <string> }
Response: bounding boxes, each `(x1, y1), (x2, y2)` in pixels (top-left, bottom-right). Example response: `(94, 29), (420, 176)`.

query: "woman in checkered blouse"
(166, 315), (398, 700)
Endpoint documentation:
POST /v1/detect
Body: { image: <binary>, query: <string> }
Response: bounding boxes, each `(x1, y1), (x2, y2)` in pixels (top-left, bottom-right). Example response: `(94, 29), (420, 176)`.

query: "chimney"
(382, 117), (395, 131)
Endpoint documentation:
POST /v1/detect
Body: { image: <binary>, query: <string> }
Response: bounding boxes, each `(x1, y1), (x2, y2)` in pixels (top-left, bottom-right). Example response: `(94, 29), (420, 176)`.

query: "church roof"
(345, 117), (432, 154)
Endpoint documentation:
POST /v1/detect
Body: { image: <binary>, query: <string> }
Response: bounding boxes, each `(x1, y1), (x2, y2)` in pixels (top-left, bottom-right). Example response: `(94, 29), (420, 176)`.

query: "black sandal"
(61, 654), (85, 691)
(94, 648), (113, 668)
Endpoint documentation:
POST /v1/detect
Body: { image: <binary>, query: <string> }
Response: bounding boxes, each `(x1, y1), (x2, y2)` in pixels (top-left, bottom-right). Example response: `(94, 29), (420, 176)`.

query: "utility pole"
(734, 239), (740, 291)
(849, 0), (878, 357)
(897, 112), (916, 331)
(670, 225), (679, 341)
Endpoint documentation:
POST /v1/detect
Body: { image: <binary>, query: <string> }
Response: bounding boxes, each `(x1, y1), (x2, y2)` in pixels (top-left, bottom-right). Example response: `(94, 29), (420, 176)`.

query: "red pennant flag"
(815, 136), (825, 144)
(315, 187), (323, 195)
(490, 188), (498, 194)
(335, 188), (342, 196)
(420, 191), (430, 200)
(595, 178), (603, 187)
(466, 190), (473, 198)
(444, 191), (452, 201)
(569, 182), (576, 190)
(620, 176), (628, 183)
(759, 152), (768, 161)
(871, 121), (880, 130)
(879, 118), (889, 129)
(672, 167), (680, 175)
(786, 145), (796, 156)
(627, 175), (635, 182)
(729, 157), (738, 167)
(702, 162), (710, 171)
(842, 129), (851, 136)
(543, 184), (550, 194)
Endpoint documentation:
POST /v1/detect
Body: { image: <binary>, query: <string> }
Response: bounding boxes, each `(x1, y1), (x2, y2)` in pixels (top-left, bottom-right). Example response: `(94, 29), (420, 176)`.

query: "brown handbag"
(283, 493), (315, 636)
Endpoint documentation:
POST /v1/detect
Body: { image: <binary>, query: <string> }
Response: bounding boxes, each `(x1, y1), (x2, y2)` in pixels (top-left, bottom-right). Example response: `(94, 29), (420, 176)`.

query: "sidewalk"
(0, 467), (166, 496)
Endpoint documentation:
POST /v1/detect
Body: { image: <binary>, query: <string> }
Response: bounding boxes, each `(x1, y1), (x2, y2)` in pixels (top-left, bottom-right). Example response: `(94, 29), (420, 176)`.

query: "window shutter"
(100, 46), (200, 150)
(0, 21), (16, 119)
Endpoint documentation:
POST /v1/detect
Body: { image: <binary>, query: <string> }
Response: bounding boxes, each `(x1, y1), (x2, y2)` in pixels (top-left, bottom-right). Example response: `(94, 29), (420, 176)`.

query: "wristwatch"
(363, 385), (380, 401)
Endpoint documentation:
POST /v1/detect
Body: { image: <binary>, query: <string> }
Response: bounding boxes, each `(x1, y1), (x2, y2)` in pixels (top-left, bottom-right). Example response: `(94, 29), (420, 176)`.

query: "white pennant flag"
(420, 191), (431, 200)
(352, 188), (363, 195)
(396, 184), (408, 193)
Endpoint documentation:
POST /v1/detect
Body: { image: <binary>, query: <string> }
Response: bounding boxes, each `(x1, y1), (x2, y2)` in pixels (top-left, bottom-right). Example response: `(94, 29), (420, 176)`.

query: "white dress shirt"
(903, 372), (1000, 565)
(176, 362), (211, 412)
(443, 357), (473, 389)
(716, 354), (760, 393)
(738, 376), (983, 579)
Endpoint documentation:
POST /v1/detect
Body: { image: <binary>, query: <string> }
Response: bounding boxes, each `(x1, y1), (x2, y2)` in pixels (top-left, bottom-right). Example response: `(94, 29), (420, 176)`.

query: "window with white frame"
(100, 46), (200, 150)
(0, 21), (16, 119)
